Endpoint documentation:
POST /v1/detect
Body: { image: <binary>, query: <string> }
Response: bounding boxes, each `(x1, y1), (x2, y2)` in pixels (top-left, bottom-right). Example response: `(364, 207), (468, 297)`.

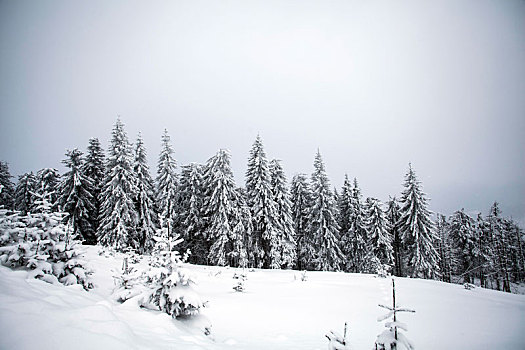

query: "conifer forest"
(1, 119), (523, 292)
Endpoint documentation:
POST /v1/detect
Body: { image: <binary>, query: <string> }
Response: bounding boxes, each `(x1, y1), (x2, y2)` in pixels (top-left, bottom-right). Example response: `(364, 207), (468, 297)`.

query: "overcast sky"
(1, 0), (524, 223)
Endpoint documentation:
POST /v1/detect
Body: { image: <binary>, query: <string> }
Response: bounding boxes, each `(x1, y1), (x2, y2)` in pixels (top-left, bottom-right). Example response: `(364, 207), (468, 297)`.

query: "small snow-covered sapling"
(325, 322), (349, 350)
(375, 279), (415, 350)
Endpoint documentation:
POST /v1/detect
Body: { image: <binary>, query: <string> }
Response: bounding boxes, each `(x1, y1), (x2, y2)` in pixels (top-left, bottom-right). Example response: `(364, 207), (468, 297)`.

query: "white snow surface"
(0, 246), (524, 349)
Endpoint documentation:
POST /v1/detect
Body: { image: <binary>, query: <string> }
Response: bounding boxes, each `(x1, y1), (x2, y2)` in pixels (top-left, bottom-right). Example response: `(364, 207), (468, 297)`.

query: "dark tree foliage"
(59, 149), (97, 244)
(83, 138), (105, 234)
(0, 161), (15, 209)
(290, 173), (313, 271)
(15, 172), (36, 214)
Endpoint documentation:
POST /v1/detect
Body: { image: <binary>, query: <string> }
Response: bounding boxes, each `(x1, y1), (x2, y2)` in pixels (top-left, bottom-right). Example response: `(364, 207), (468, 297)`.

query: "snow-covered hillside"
(1, 246), (524, 350)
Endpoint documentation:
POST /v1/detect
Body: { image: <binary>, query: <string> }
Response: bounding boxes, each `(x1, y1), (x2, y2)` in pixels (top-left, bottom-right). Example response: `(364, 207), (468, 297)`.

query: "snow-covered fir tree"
(0, 192), (92, 289)
(364, 197), (393, 274)
(133, 133), (157, 253)
(34, 168), (60, 212)
(398, 164), (439, 279)
(474, 213), (490, 287)
(386, 196), (403, 277)
(141, 222), (204, 318)
(449, 209), (478, 283)
(178, 163), (207, 265)
(245, 135), (280, 269)
(232, 188), (251, 268)
(14, 172), (36, 214)
(435, 214), (455, 283)
(349, 178), (367, 273)
(290, 173), (313, 270)
(0, 161), (15, 209)
(269, 159), (296, 269)
(82, 137), (105, 235)
(98, 118), (138, 251)
(486, 202), (512, 292)
(338, 175), (354, 272)
(308, 150), (342, 271)
(204, 149), (239, 266)
(58, 149), (96, 244)
(156, 129), (178, 237)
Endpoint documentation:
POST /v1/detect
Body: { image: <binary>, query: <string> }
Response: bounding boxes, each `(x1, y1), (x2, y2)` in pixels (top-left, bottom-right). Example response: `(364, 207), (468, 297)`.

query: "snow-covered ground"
(1, 246), (524, 350)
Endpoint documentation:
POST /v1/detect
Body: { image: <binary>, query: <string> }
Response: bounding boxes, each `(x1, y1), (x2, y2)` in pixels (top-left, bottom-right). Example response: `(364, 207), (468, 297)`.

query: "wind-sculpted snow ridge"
(1, 246), (525, 350)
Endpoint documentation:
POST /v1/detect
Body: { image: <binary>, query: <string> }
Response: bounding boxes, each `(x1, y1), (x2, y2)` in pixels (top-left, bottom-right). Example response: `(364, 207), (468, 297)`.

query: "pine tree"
(14, 172), (36, 214)
(178, 163), (207, 264)
(338, 175), (354, 272)
(133, 133), (157, 253)
(156, 129), (178, 238)
(98, 118), (138, 251)
(58, 149), (96, 244)
(290, 173), (313, 271)
(349, 178), (367, 273)
(398, 164), (439, 279)
(364, 197), (393, 274)
(34, 168), (60, 212)
(0, 161), (15, 209)
(449, 209), (477, 283)
(308, 150), (342, 271)
(386, 196), (403, 277)
(269, 159), (296, 269)
(204, 149), (239, 266)
(83, 137), (105, 235)
(245, 135), (280, 269)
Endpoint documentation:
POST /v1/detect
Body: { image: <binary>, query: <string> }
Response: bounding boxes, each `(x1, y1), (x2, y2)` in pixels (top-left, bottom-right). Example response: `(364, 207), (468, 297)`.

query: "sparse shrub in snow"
(141, 223), (205, 318)
(0, 194), (92, 289)
(463, 283), (475, 290)
(294, 270), (308, 282)
(232, 272), (247, 292)
(325, 322), (350, 350)
(112, 255), (144, 302)
(375, 279), (415, 350)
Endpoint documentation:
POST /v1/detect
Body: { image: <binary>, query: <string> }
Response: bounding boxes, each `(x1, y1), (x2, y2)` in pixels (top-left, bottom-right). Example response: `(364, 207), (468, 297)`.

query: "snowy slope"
(1, 246), (524, 350)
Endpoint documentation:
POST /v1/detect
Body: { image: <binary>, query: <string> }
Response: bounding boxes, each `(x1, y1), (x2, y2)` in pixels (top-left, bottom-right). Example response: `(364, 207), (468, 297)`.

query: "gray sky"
(1, 0), (524, 223)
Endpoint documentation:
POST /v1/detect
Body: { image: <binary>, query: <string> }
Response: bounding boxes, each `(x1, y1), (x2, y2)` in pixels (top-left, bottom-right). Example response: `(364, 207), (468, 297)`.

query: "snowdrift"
(1, 246), (524, 349)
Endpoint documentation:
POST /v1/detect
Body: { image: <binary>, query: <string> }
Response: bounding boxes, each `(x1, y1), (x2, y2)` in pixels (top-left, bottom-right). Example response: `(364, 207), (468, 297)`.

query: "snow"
(1, 246), (525, 349)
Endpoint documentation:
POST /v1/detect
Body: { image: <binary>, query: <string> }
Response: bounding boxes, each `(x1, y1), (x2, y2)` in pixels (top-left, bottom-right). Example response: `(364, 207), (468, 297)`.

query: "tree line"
(0, 118), (523, 291)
